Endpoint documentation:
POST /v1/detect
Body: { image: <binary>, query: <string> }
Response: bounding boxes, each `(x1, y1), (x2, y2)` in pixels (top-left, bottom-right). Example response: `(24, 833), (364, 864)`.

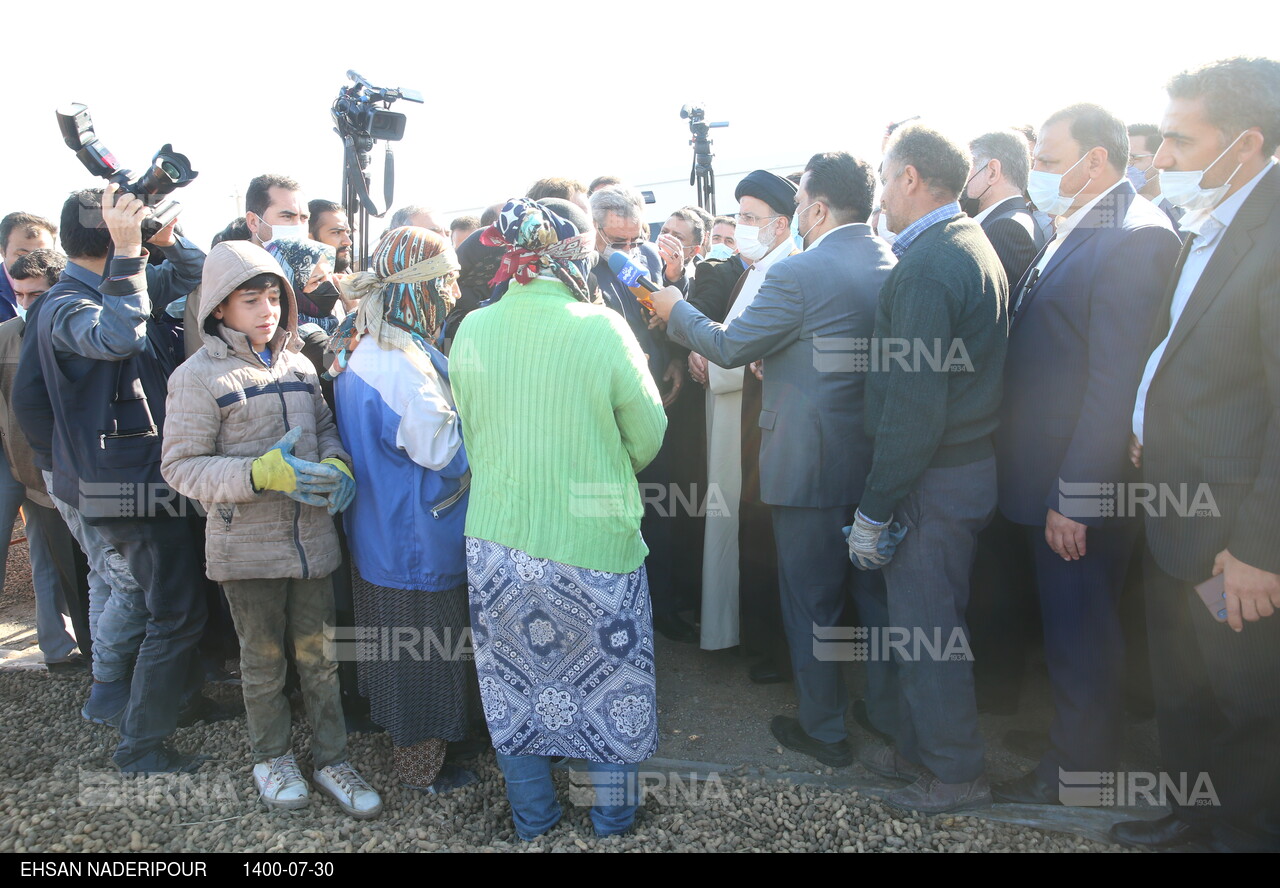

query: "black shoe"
(1003, 728), (1049, 760)
(852, 699), (893, 744)
(444, 736), (490, 761)
(46, 654), (90, 676)
(749, 657), (792, 684)
(1110, 813), (1208, 849)
(654, 614), (698, 644)
(770, 716), (852, 768)
(992, 770), (1060, 805)
(344, 712), (385, 734)
(116, 745), (210, 775)
(177, 695), (240, 727)
(976, 695), (1019, 716)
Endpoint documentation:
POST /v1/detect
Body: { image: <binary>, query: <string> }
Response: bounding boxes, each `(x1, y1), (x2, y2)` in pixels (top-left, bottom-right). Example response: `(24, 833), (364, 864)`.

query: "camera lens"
(159, 160), (181, 180)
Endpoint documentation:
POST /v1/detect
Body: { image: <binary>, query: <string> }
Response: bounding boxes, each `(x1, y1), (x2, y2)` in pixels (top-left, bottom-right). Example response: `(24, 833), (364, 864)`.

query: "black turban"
(734, 170), (798, 217)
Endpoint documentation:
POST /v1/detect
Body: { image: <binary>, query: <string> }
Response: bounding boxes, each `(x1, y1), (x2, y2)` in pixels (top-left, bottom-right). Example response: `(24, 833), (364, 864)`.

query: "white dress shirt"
(1131, 160), (1276, 442)
(805, 222), (859, 252)
(707, 235), (795, 393)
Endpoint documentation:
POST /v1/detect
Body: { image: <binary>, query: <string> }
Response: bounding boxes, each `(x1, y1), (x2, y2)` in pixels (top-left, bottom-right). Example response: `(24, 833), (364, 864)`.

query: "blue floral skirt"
(466, 537), (657, 764)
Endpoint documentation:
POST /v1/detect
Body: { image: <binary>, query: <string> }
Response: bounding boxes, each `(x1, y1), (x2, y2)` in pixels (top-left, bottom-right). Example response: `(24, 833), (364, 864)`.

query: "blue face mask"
(791, 202), (819, 250)
(707, 243), (736, 261)
(1126, 165), (1147, 191)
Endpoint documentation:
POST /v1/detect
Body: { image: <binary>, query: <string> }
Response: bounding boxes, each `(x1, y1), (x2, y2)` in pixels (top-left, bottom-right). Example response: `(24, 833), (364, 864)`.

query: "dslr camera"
(56, 103), (198, 231)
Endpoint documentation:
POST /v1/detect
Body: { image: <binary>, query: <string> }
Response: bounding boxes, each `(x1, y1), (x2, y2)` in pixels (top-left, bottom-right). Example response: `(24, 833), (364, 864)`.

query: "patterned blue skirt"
(466, 537), (657, 764)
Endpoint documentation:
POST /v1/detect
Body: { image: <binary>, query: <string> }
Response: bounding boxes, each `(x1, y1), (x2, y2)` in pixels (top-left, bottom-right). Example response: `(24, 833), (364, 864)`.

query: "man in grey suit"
(651, 152), (895, 767)
(1116, 56), (1280, 853)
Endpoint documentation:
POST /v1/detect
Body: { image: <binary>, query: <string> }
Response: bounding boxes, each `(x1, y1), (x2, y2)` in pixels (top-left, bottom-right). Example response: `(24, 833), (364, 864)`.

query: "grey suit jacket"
(666, 224), (896, 508)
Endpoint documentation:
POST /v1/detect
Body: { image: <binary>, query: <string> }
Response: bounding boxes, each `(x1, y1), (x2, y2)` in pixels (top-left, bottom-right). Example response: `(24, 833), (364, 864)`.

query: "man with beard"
(308, 200), (354, 273)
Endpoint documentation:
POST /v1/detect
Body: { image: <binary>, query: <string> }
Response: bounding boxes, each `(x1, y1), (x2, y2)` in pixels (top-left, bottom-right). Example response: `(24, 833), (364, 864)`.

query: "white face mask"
(735, 220), (778, 262)
(256, 215), (308, 245)
(1158, 131), (1248, 211)
(1027, 150), (1093, 217)
(876, 212), (895, 243)
(15, 304), (27, 322)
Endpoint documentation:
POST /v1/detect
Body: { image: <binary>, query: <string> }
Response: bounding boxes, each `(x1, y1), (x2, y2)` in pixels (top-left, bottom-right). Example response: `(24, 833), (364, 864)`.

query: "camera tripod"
(681, 104), (729, 215)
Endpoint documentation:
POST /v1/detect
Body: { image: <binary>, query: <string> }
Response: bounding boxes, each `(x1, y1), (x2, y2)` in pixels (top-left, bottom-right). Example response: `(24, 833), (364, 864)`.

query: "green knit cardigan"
(450, 277), (668, 574)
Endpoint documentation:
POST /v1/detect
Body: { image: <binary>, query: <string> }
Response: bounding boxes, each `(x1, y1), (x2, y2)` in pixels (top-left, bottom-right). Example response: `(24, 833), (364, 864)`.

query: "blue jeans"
(495, 753), (639, 840)
(92, 517), (207, 769)
(2, 457), (76, 661)
(45, 471), (145, 682)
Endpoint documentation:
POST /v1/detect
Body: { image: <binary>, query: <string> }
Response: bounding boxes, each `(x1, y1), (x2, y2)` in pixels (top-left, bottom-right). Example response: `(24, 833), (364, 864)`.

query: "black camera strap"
(343, 137), (394, 218)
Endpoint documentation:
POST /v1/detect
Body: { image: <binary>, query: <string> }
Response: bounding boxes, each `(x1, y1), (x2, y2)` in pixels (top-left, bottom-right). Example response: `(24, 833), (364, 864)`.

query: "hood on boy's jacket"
(198, 241), (298, 355)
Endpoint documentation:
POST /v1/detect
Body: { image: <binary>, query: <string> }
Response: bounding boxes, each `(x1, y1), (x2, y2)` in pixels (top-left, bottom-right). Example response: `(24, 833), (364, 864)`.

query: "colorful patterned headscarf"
(324, 227), (460, 376)
(266, 238), (336, 318)
(480, 198), (592, 302)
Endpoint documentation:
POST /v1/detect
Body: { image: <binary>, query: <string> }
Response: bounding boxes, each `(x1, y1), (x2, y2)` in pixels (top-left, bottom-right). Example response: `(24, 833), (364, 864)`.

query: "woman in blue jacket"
(328, 226), (473, 793)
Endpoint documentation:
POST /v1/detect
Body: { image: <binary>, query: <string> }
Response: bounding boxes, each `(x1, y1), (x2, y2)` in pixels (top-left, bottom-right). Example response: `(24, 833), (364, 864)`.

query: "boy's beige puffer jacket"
(161, 242), (350, 582)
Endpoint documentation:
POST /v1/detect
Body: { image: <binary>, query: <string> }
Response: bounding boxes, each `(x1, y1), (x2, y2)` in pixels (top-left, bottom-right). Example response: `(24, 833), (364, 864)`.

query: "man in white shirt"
(1115, 56), (1280, 854)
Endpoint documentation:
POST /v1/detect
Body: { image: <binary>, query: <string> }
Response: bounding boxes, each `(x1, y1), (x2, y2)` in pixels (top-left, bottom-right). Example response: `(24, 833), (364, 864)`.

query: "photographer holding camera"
(14, 184), (210, 774)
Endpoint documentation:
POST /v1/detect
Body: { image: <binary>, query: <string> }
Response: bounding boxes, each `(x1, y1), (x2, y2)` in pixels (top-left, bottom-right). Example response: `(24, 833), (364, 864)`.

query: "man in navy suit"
(962, 130), (1045, 716)
(962, 130), (1044, 284)
(992, 104), (1182, 805)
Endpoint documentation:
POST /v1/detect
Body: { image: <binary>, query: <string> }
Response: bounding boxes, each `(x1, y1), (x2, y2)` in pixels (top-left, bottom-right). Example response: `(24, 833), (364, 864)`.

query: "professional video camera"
(55, 103), (198, 230)
(332, 70), (423, 267)
(680, 104), (728, 214)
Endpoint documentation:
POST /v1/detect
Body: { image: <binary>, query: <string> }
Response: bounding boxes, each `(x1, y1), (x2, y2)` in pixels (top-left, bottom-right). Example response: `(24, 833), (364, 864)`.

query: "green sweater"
(861, 215), (1009, 523)
(450, 277), (668, 574)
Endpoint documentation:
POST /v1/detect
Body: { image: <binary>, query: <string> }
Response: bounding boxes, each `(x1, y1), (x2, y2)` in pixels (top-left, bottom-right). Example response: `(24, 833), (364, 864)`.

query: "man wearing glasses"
(590, 184), (697, 644)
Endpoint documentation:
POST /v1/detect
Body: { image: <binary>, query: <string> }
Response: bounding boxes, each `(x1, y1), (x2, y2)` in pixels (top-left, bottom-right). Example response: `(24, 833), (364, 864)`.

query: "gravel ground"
(0, 673), (1139, 854)
(2, 523), (1161, 853)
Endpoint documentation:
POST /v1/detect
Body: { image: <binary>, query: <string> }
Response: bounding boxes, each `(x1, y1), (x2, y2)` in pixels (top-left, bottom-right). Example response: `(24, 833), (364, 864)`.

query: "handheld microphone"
(607, 250), (659, 311)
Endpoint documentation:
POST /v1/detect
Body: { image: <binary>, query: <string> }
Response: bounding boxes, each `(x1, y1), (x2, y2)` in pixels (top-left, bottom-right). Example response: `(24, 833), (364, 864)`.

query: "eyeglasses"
(1129, 153), (1155, 164)
(734, 212), (779, 225)
(603, 236), (646, 251)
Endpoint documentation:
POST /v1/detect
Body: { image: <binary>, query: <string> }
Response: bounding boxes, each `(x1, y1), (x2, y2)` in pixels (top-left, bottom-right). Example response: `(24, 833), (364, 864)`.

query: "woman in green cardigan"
(451, 198), (667, 840)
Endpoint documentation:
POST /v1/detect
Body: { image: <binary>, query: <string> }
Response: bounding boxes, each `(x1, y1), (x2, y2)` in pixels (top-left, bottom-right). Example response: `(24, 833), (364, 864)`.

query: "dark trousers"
(1027, 520), (1137, 785)
(872, 459), (995, 783)
(639, 443), (679, 622)
(24, 500), (93, 660)
(666, 383), (706, 609)
(739, 498), (784, 661)
(94, 517), (207, 768)
(1144, 550), (1280, 848)
(772, 503), (862, 744)
(968, 512), (1037, 711)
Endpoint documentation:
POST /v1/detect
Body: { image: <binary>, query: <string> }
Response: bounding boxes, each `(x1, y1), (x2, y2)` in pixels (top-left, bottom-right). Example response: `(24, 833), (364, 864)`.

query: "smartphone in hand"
(1194, 573), (1229, 623)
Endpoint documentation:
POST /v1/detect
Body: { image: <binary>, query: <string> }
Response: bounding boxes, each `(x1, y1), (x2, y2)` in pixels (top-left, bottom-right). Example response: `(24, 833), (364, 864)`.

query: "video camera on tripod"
(332, 70), (423, 268)
(680, 104), (728, 214)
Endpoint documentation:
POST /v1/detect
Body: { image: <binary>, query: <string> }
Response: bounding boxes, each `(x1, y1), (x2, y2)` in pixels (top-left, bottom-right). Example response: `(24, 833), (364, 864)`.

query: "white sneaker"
(253, 753), (309, 810)
(314, 761), (382, 819)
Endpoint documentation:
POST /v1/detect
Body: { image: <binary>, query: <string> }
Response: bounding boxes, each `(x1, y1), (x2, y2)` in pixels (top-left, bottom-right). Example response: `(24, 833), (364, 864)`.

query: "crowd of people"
(1, 54), (1277, 850)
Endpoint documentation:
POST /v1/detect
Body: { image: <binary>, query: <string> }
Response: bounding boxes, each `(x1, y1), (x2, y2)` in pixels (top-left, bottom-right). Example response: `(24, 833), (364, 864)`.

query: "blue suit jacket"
(667, 224), (895, 508)
(996, 181), (1181, 526)
(0, 271), (15, 322)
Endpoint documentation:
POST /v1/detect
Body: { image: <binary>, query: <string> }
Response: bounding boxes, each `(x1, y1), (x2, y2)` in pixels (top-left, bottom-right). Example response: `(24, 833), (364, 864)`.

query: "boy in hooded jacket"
(161, 241), (381, 819)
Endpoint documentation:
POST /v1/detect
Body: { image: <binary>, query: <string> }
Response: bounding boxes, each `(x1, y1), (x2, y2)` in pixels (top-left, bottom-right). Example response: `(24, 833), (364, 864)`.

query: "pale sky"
(6, 0), (1274, 246)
